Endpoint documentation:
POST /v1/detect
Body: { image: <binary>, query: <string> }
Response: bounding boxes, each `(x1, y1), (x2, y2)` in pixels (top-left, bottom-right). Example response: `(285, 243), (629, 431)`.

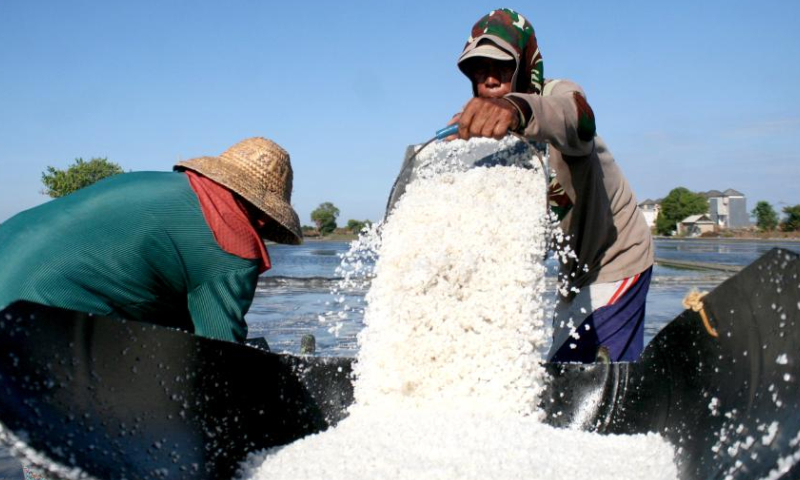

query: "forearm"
(504, 82), (596, 157)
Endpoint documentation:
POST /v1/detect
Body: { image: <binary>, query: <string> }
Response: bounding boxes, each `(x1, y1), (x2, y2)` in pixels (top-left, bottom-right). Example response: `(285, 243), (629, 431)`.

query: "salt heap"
(353, 156), (549, 416)
(240, 138), (677, 480)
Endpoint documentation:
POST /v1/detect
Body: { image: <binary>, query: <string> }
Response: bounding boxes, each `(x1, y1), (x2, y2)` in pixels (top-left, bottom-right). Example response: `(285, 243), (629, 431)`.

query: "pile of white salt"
(240, 138), (677, 480)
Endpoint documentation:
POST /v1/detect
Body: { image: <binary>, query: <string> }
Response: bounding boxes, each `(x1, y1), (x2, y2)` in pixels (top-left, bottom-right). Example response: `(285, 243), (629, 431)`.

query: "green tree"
(41, 157), (124, 198)
(781, 205), (800, 232)
(751, 201), (779, 231)
(346, 219), (372, 234)
(310, 202), (340, 236)
(655, 187), (709, 236)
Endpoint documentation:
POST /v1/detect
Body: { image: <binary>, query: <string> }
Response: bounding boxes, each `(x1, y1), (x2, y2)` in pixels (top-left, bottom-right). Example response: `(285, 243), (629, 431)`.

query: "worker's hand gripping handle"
(435, 124), (459, 140)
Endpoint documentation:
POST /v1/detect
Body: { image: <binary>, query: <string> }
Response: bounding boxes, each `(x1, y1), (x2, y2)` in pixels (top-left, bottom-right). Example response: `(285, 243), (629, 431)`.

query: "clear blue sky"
(1, 1), (798, 225)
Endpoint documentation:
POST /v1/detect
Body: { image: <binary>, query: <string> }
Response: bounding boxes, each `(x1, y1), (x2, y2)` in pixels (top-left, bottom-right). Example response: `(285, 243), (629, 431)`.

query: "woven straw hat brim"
(176, 155), (303, 245)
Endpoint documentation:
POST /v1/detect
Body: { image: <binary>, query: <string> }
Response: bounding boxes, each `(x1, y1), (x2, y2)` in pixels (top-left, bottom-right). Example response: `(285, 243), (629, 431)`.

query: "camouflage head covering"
(460, 8), (543, 95)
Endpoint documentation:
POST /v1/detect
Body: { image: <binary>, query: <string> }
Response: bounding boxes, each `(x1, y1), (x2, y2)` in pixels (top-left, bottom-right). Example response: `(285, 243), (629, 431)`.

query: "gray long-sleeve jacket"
(507, 79), (654, 288)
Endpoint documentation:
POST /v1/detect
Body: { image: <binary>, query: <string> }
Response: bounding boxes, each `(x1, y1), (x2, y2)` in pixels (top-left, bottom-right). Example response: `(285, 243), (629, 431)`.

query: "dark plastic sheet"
(1, 248), (798, 479)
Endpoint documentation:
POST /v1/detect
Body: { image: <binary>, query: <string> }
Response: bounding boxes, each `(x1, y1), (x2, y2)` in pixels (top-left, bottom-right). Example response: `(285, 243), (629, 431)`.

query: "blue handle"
(435, 124), (459, 140)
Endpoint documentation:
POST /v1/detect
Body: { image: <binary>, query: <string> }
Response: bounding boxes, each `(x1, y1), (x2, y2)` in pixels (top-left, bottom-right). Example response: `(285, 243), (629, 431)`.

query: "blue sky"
(1, 1), (798, 225)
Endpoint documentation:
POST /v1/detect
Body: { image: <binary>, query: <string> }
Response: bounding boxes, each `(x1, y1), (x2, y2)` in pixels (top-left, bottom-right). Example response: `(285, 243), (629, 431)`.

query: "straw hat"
(175, 137), (303, 245)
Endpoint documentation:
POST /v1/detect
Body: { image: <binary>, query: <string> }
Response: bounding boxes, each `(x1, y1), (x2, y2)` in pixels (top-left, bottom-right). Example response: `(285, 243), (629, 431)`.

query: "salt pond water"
(251, 239), (800, 357)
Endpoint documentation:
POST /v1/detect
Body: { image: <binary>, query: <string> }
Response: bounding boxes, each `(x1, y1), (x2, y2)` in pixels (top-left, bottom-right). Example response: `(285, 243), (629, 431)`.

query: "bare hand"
(457, 97), (519, 140)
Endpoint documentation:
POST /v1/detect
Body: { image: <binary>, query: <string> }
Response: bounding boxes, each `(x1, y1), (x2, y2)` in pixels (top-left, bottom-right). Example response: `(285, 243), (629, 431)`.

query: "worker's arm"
(186, 266), (259, 343)
(504, 79), (596, 157)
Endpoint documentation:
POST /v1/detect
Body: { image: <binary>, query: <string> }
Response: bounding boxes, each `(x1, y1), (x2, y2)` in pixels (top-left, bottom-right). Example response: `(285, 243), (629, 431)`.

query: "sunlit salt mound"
(240, 409), (677, 480)
(354, 160), (549, 417)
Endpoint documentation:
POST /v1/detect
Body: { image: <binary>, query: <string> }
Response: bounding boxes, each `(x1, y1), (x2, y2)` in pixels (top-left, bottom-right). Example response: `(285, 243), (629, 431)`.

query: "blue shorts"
(550, 267), (652, 363)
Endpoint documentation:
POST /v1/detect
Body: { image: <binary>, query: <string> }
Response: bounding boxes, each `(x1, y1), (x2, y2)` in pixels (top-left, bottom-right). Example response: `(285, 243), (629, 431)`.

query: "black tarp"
(0, 303), (351, 479)
(1, 248), (798, 479)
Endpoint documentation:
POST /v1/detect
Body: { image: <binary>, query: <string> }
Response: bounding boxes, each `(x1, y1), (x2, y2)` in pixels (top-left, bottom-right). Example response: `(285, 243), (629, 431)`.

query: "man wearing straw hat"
(451, 9), (654, 363)
(0, 137), (301, 343)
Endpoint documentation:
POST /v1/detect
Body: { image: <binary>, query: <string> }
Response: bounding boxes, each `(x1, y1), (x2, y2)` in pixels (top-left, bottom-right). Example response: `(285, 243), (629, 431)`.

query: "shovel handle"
(435, 124), (459, 140)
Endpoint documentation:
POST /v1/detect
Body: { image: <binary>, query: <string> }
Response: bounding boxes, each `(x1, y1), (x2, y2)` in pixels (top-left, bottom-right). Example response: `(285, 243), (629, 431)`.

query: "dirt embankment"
(302, 228), (359, 242)
(697, 229), (800, 241)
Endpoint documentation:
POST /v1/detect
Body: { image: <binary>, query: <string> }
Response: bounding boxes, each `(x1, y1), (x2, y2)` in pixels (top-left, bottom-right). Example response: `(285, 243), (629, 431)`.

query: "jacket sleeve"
(186, 265), (259, 343)
(504, 79), (597, 158)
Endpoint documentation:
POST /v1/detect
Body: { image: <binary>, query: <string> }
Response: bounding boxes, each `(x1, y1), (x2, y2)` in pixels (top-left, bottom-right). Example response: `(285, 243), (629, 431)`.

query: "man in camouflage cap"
(452, 8), (654, 363)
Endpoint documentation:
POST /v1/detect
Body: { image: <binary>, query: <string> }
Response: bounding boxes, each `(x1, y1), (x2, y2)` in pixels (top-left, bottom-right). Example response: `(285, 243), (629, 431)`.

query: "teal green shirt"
(0, 171), (260, 342)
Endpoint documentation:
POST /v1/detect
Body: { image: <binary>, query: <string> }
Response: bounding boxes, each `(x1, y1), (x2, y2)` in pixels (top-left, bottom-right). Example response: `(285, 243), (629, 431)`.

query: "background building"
(677, 214), (716, 236)
(638, 188), (749, 234)
(704, 189), (749, 229)
(638, 199), (660, 229)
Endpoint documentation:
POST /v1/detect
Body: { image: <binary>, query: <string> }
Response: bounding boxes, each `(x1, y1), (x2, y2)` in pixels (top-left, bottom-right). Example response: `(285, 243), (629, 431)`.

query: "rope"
(682, 290), (718, 338)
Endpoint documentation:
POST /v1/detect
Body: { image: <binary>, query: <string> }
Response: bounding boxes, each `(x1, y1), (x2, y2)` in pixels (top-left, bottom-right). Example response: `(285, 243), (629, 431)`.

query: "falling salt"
(760, 430), (800, 480)
(0, 424), (88, 480)
(709, 397), (721, 416)
(776, 354), (788, 365)
(241, 138), (676, 479)
(762, 422), (779, 446)
(353, 166), (550, 415)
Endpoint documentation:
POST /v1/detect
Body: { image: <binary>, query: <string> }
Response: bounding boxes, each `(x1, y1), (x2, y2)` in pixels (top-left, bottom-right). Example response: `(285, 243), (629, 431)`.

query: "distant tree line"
(307, 202), (372, 237)
(39, 161), (799, 236)
(752, 201), (800, 232)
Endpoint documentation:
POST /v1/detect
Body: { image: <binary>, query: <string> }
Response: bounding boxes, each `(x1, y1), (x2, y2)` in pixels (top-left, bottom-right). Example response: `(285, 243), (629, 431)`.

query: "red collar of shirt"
(184, 171), (271, 274)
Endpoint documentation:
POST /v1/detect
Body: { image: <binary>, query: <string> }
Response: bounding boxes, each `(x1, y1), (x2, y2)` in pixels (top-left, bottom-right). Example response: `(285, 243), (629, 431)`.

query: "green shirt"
(0, 171), (260, 342)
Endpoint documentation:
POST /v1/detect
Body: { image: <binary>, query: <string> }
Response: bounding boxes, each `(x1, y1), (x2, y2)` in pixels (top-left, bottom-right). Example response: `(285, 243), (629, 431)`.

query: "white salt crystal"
(709, 397), (721, 416)
(762, 421), (779, 446)
(759, 430), (800, 480)
(776, 354), (788, 365)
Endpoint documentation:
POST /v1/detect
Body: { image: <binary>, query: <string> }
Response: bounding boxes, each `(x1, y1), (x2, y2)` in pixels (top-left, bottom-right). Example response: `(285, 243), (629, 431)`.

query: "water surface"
(249, 239), (800, 356)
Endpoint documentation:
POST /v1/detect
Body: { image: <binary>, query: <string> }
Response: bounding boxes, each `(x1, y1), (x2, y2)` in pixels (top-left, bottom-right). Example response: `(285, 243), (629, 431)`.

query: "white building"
(638, 199), (660, 229)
